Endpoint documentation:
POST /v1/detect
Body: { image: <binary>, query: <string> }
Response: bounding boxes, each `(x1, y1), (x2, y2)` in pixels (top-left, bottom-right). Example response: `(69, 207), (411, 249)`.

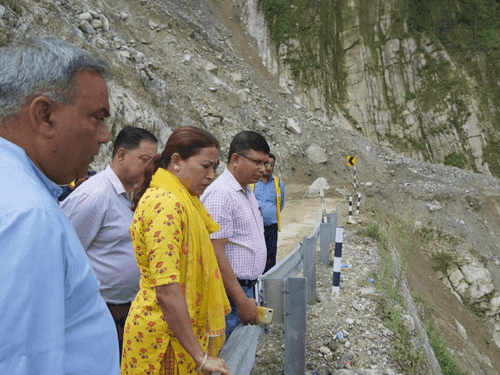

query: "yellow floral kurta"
(121, 169), (230, 375)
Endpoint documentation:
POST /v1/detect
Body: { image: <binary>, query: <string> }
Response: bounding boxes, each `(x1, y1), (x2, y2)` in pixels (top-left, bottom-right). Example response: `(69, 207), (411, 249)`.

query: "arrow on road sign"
(347, 156), (356, 166)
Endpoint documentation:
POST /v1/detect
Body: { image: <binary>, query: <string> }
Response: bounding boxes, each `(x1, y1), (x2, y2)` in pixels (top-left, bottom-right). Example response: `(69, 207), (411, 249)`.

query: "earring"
(174, 165), (180, 172)
(234, 164), (237, 168)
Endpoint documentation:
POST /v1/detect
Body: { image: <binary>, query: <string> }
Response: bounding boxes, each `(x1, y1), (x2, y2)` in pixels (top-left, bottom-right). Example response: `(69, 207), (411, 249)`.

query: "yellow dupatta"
(150, 169), (230, 336)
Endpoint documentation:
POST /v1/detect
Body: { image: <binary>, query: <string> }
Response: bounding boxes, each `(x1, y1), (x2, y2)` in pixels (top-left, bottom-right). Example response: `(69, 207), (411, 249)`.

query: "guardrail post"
(261, 278), (285, 324)
(332, 205), (343, 296)
(303, 234), (317, 304)
(320, 222), (331, 266)
(327, 213), (336, 237)
(320, 213), (337, 265)
(284, 277), (307, 375)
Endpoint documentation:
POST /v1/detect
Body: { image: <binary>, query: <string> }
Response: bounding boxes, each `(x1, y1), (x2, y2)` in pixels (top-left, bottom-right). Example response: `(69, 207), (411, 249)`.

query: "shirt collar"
(223, 168), (252, 194)
(105, 165), (129, 198)
(262, 174), (274, 183)
(0, 137), (63, 200)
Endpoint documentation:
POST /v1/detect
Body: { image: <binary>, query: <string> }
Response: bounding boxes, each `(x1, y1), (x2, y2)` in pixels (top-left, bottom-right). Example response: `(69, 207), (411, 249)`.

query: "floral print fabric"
(121, 169), (230, 375)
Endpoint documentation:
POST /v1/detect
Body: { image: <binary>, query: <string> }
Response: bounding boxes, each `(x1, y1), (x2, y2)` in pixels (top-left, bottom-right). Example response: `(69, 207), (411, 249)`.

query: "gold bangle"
(196, 352), (208, 373)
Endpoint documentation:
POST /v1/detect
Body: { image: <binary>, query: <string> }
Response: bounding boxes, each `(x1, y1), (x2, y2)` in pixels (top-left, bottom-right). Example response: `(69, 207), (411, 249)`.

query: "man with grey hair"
(0, 37), (120, 373)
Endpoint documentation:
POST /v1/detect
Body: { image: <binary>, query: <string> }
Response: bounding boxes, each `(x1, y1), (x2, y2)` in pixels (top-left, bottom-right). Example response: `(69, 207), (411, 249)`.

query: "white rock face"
(462, 265), (494, 299)
(455, 280), (469, 296)
(490, 295), (500, 315)
(242, 0), (278, 75)
(306, 177), (330, 196)
(449, 269), (464, 288)
(306, 144), (328, 164)
(493, 323), (500, 349)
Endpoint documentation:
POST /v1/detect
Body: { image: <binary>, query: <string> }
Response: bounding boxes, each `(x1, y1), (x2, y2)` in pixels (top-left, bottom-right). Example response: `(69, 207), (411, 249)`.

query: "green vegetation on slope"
(259, 0), (500, 176)
(259, 0), (347, 105)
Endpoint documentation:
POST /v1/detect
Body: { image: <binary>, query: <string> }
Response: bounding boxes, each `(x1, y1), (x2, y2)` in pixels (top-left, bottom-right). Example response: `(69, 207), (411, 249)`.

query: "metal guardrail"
(257, 211), (337, 375)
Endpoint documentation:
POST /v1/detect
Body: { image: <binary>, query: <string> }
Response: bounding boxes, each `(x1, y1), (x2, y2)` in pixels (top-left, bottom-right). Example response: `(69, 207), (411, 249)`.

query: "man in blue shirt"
(252, 153), (286, 274)
(0, 37), (120, 374)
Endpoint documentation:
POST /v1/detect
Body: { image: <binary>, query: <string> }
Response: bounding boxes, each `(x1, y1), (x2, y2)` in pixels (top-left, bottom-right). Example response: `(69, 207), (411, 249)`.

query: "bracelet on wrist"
(196, 352), (208, 373)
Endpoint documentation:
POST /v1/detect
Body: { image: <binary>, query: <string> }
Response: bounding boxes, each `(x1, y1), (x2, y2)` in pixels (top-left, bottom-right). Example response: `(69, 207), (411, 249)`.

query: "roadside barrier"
(348, 195), (353, 220)
(332, 206), (343, 296)
(356, 192), (361, 215)
(257, 207), (340, 375)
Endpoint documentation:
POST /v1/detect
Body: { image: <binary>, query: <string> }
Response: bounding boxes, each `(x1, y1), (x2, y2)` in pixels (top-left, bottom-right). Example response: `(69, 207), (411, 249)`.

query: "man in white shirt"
(62, 126), (157, 355)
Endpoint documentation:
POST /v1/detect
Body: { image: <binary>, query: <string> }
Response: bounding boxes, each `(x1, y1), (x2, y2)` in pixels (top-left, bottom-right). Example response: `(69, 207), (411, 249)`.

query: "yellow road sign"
(347, 156), (356, 166)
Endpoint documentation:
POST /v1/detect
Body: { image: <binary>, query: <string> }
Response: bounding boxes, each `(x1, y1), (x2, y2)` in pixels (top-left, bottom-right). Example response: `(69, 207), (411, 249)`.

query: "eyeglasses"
(238, 153), (272, 170)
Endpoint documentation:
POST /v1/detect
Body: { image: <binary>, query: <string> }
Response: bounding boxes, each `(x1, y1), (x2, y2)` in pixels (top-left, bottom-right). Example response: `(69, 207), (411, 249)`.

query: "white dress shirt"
(61, 165), (140, 304)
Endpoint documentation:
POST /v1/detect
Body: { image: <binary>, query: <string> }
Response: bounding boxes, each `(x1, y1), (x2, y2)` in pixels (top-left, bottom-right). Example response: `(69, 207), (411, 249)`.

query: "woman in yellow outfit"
(121, 126), (231, 375)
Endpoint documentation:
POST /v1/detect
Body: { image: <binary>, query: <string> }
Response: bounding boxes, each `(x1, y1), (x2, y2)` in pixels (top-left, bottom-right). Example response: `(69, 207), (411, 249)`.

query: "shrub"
(426, 324), (470, 375)
(444, 152), (465, 168)
(431, 252), (455, 274)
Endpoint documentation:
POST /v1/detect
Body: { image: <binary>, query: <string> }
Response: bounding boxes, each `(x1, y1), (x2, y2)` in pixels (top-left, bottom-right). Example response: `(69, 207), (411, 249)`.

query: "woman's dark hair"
(132, 126), (220, 208)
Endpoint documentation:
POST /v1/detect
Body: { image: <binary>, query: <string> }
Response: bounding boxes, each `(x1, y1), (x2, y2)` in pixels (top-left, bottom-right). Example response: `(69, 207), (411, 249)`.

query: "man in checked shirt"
(200, 131), (271, 339)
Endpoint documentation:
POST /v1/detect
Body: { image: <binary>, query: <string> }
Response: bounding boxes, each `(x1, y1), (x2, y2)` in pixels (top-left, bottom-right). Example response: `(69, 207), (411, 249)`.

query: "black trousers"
(107, 302), (131, 361)
(263, 223), (278, 274)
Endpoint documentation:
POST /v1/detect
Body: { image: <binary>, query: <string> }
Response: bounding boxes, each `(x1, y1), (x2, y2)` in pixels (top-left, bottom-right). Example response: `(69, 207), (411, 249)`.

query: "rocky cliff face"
(247, 0), (500, 177)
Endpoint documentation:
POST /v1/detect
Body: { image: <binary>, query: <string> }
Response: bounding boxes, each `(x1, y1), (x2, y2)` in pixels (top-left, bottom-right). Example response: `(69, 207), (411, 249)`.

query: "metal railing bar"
(261, 243), (302, 281)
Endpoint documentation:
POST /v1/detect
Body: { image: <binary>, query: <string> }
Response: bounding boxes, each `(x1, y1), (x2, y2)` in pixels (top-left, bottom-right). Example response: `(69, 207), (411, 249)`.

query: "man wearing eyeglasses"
(251, 153), (285, 274)
(201, 131), (270, 340)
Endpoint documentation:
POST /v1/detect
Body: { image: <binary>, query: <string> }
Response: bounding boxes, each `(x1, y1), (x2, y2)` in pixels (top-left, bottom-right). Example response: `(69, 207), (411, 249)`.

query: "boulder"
(78, 12), (93, 21)
(428, 200), (443, 212)
(306, 177), (330, 196)
(90, 19), (103, 29)
(133, 51), (146, 63)
(205, 62), (218, 74)
(99, 14), (110, 32)
(306, 144), (328, 164)
(79, 20), (95, 34)
(285, 118), (301, 134)
(230, 72), (243, 82)
(236, 90), (247, 103)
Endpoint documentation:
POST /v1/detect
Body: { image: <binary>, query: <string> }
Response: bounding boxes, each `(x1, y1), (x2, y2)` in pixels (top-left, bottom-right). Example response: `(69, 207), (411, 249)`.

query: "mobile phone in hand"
(257, 306), (274, 325)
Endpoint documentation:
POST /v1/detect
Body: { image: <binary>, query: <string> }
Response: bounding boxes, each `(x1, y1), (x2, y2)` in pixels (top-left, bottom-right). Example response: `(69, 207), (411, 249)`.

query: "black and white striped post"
(348, 195), (353, 221)
(332, 205), (343, 296)
(356, 193), (361, 215)
(353, 165), (357, 193)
